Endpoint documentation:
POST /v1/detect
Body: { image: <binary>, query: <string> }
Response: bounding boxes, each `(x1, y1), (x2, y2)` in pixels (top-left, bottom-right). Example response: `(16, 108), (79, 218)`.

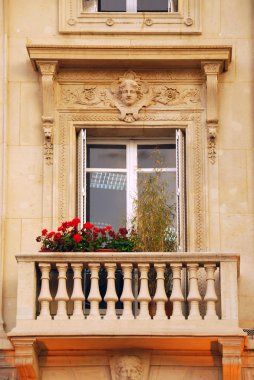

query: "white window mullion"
(77, 129), (86, 226)
(176, 129), (186, 252)
(127, 0), (137, 12)
(126, 141), (137, 229)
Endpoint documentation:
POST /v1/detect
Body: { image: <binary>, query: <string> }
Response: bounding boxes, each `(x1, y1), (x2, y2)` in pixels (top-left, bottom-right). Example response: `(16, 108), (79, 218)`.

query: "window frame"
(59, 0), (201, 35)
(77, 132), (185, 251)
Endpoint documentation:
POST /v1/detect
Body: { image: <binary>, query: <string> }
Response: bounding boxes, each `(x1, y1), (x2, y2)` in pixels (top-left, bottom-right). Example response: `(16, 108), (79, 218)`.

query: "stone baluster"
(120, 264), (134, 320)
(71, 263), (85, 320)
(170, 263), (185, 320)
(204, 264), (218, 320)
(187, 264), (202, 320)
(55, 263), (69, 320)
(104, 264), (118, 320)
(37, 263), (52, 320)
(87, 264), (101, 320)
(137, 264), (151, 320)
(153, 264), (167, 320)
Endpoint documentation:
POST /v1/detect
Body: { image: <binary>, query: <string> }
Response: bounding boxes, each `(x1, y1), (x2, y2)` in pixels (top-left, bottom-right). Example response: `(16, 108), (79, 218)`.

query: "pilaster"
(37, 61), (58, 229)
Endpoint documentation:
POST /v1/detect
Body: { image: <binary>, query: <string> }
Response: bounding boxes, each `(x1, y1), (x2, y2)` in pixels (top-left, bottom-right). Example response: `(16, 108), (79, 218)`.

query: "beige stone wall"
(1, 0), (254, 335)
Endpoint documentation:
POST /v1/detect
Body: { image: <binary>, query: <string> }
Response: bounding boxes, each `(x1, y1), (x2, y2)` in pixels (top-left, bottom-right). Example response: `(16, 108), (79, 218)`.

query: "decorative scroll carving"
(202, 61), (223, 164)
(155, 86), (200, 105)
(11, 338), (39, 380)
(219, 337), (244, 380)
(109, 71), (153, 123)
(37, 60), (58, 165)
(61, 85), (110, 106)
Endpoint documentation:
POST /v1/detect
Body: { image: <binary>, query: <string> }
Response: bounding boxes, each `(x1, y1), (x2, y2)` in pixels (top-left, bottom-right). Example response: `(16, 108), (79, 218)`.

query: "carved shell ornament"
(110, 70), (154, 123)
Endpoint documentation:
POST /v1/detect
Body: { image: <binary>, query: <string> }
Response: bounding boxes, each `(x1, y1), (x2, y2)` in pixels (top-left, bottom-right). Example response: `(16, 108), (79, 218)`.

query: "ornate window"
(59, 0), (201, 34)
(83, 0), (178, 13)
(77, 130), (186, 251)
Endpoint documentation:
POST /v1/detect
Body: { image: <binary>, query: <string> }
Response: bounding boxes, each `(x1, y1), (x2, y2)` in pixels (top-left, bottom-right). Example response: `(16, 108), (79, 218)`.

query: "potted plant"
(36, 219), (137, 252)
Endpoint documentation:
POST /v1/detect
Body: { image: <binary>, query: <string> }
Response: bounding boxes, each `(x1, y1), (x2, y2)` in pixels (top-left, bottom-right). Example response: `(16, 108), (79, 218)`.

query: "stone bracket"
(202, 61), (223, 164)
(11, 337), (40, 380)
(37, 61), (58, 165)
(218, 337), (245, 380)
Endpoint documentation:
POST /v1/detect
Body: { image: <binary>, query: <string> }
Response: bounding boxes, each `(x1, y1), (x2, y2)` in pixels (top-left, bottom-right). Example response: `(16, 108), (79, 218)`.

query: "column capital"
(36, 60), (58, 76)
(201, 61), (224, 75)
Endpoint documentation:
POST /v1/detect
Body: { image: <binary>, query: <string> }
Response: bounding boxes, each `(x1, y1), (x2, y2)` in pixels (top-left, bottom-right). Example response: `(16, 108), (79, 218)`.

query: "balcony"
(9, 252), (243, 338)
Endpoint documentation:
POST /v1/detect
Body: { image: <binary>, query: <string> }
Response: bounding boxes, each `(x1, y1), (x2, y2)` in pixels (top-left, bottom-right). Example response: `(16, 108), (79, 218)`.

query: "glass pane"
(137, 0), (168, 12)
(87, 144), (126, 169)
(99, 0), (126, 12)
(86, 172), (126, 230)
(138, 172), (176, 208)
(137, 144), (176, 168)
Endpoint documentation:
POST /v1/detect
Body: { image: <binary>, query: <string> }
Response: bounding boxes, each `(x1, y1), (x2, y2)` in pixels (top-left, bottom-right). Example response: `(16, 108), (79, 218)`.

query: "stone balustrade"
(10, 252), (243, 337)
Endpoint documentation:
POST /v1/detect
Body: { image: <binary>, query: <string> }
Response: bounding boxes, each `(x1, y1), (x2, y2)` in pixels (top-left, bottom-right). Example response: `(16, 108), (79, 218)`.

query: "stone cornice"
(27, 44), (232, 72)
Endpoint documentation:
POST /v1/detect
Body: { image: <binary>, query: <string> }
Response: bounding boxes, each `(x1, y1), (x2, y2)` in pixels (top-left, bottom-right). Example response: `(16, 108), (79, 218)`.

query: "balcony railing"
(10, 252), (243, 337)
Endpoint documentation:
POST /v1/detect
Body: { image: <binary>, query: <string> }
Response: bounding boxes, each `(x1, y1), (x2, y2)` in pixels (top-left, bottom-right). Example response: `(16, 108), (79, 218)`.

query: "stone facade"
(0, 0), (253, 379)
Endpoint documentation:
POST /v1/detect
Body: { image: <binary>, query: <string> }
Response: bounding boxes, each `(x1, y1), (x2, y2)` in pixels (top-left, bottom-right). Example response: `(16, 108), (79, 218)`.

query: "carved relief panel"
(54, 68), (207, 252)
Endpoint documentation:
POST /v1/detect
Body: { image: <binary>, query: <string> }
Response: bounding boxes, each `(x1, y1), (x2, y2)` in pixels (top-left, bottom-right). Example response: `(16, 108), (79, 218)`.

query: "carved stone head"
(43, 126), (52, 139)
(119, 79), (141, 107)
(115, 355), (142, 380)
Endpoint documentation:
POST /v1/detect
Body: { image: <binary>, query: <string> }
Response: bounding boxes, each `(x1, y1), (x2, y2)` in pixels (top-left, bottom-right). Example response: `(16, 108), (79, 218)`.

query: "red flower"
(105, 225), (112, 231)
(62, 222), (68, 229)
(42, 229), (48, 236)
(71, 218), (80, 227)
(119, 227), (128, 236)
(48, 231), (55, 238)
(73, 233), (82, 243)
(83, 222), (94, 229)
(54, 233), (62, 240)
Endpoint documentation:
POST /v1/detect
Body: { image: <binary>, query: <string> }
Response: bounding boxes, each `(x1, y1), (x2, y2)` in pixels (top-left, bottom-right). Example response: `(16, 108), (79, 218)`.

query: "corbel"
(11, 337), (40, 380)
(218, 337), (245, 380)
(202, 61), (223, 164)
(36, 61), (58, 165)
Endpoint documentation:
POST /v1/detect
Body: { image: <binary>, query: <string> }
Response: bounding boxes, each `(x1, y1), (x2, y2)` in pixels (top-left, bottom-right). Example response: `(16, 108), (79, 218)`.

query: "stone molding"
(219, 337), (245, 380)
(11, 338), (39, 380)
(59, 0), (201, 35)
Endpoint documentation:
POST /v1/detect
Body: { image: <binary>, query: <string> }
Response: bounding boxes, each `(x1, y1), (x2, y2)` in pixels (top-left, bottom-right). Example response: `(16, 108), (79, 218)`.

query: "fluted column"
(87, 264), (101, 320)
(38, 263), (52, 320)
(153, 264), (167, 320)
(71, 263), (85, 320)
(137, 264), (151, 320)
(120, 264), (134, 320)
(187, 264), (202, 320)
(104, 263), (118, 320)
(55, 263), (69, 320)
(204, 264), (218, 320)
(170, 263), (184, 320)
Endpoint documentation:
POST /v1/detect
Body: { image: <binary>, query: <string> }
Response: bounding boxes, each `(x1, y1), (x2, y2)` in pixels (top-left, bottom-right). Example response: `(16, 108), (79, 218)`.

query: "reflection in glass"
(86, 172), (126, 230)
(137, 0), (168, 12)
(137, 144), (176, 168)
(138, 172), (176, 208)
(87, 144), (126, 169)
(98, 0), (126, 12)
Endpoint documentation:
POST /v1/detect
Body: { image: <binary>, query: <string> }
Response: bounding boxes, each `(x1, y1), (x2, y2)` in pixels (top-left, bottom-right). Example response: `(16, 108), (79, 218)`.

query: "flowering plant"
(36, 218), (137, 252)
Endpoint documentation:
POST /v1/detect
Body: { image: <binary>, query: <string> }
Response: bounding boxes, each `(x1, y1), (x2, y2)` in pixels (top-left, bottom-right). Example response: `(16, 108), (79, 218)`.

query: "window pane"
(137, 144), (176, 168)
(137, 0), (168, 12)
(86, 172), (126, 229)
(98, 0), (126, 12)
(138, 172), (176, 208)
(87, 144), (126, 169)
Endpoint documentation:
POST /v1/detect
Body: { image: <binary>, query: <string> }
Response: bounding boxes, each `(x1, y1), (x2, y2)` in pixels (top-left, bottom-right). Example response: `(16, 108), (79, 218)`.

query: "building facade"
(0, 0), (254, 379)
